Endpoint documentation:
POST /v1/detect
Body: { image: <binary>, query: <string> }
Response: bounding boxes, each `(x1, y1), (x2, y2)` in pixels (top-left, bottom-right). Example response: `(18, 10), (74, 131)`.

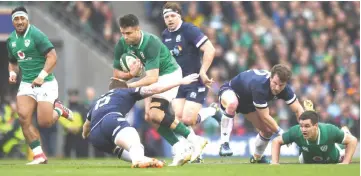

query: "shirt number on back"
(249, 69), (270, 78)
(94, 91), (113, 110)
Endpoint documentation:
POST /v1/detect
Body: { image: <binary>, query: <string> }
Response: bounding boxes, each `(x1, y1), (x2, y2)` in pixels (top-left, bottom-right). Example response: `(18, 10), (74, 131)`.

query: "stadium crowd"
(0, 1), (359, 158)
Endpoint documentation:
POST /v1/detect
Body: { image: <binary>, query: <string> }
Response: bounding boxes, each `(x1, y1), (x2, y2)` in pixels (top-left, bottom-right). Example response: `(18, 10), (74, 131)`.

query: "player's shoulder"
(182, 22), (198, 30)
(319, 123), (339, 131)
(29, 25), (44, 35)
(288, 125), (303, 137)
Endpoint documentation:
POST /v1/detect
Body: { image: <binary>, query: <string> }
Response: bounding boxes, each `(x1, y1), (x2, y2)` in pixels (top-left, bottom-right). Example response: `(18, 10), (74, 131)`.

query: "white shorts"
(17, 79), (59, 103)
(151, 67), (182, 102)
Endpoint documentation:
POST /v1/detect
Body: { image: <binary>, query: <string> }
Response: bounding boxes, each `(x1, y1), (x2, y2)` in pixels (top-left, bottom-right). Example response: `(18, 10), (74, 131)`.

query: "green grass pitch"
(0, 157), (359, 176)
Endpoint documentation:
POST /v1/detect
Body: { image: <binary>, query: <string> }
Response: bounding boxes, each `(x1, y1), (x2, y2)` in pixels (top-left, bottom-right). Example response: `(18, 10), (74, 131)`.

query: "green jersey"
(7, 25), (55, 83)
(113, 31), (179, 76)
(282, 123), (345, 163)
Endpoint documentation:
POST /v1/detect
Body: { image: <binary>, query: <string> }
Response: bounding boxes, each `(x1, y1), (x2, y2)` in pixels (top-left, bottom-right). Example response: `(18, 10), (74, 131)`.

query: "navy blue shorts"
(218, 82), (256, 114)
(89, 113), (130, 154)
(176, 83), (208, 104)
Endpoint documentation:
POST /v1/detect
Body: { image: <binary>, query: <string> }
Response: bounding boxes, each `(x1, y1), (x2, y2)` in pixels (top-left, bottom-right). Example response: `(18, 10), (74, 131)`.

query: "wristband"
(277, 127), (284, 135)
(38, 70), (48, 79)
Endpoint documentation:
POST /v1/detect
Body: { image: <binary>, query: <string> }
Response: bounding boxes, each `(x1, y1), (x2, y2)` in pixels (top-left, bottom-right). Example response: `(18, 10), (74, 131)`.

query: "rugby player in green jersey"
(271, 100), (357, 164)
(112, 14), (207, 166)
(7, 7), (73, 165)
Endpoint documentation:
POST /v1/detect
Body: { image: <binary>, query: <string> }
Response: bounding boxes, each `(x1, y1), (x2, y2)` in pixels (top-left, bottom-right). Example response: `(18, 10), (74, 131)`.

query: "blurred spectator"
(59, 89), (88, 158)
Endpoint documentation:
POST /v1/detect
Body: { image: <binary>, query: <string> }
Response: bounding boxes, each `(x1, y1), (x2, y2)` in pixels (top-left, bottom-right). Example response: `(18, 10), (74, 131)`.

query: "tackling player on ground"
(217, 64), (304, 163)
(82, 74), (200, 168)
(7, 6), (73, 165)
(112, 14), (207, 166)
(271, 100), (358, 164)
(161, 2), (222, 163)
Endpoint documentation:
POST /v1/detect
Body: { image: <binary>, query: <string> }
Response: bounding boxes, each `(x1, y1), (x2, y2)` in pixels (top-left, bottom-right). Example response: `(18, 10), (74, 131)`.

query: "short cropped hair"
(118, 14), (139, 28)
(109, 78), (128, 90)
(12, 6), (28, 15)
(270, 64), (292, 83)
(299, 111), (319, 125)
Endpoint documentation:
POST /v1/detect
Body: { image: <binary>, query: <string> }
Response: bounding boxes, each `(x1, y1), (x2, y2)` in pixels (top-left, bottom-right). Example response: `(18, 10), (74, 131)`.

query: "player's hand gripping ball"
(120, 53), (144, 77)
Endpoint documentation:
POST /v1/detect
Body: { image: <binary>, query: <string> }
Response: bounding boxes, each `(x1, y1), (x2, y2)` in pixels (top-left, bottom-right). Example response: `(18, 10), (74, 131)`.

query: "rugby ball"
(120, 53), (143, 77)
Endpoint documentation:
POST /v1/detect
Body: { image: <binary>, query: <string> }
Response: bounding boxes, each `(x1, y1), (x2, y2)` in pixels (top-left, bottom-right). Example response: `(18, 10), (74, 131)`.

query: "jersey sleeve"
(32, 29), (54, 56)
(252, 86), (268, 109)
(6, 39), (17, 63)
(130, 87), (144, 100)
(113, 40), (124, 71)
(278, 84), (297, 105)
(282, 125), (300, 144)
(328, 124), (345, 144)
(183, 23), (208, 48)
(144, 37), (160, 71)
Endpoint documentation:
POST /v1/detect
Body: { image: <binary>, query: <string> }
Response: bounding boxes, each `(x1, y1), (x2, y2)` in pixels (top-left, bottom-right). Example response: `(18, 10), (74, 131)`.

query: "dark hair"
(270, 64), (292, 83)
(162, 2), (182, 16)
(118, 14), (139, 28)
(11, 6), (28, 15)
(109, 79), (128, 90)
(299, 111), (319, 125)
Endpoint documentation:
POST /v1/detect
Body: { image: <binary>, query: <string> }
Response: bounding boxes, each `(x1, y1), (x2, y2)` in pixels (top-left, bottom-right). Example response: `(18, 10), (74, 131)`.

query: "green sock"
(157, 126), (179, 146)
(29, 140), (41, 149)
(173, 122), (190, 138)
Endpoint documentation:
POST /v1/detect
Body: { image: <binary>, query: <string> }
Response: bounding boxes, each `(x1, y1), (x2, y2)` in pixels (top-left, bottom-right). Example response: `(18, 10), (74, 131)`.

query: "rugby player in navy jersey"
(161, 2), (222, 162)
(218, 64), (304, 163)
(82, 73), (202, 167)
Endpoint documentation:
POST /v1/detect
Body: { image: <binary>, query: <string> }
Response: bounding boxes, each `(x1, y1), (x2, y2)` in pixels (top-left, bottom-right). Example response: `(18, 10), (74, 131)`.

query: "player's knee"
(225, 100), (238, 114)
(37, 118), (53, 128)
(18, 110), (32, 126)
(181, 111), (198, 126)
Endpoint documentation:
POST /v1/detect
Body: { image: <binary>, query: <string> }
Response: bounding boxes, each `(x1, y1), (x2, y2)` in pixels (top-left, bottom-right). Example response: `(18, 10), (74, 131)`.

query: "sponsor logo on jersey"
(320, 145), (328, 152)
(24, 39), (30, 47)
(313, 156), (323, 161)
(140, 52), (145, 60)
(17, 50), (25, 59)
(302, 146), (309, 152)
(11, 42), (16, 48)
(165, 38), (172, 42)
(190, 92), (197, 99)
(198, 87), (206, 92)
(176, 34), (181, 42)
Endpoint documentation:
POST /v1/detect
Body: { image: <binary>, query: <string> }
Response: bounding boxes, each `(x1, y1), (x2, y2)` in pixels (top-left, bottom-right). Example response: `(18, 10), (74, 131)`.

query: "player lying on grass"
(82, 73), (202, 168)
(271, 100), (358, 164)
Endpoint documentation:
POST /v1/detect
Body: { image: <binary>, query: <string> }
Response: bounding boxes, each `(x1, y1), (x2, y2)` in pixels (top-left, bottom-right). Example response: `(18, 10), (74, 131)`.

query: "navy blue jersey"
(162, 22), (208, 77)
(87, 88), (143, 127)
(229, 69), (296, 109)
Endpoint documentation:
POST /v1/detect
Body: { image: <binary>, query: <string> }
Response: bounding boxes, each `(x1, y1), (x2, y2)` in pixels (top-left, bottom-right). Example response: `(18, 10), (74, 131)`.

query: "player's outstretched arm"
(82, 119), (91, 139)
(140, 73), (199, 97)
(341, 133), (358, 164)
(289, 99), (304, 121)
(271, 136), (284, 164)
(128, 69), (159, 88)
(256, 108), (283, 134)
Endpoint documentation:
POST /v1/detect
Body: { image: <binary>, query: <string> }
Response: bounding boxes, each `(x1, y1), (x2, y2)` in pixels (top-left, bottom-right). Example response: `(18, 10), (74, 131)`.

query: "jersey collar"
(306, 127), (320, 145)
(137, 31), (144, 49)
(168, 20), (183, 32)
(16, 24), (31, 39)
